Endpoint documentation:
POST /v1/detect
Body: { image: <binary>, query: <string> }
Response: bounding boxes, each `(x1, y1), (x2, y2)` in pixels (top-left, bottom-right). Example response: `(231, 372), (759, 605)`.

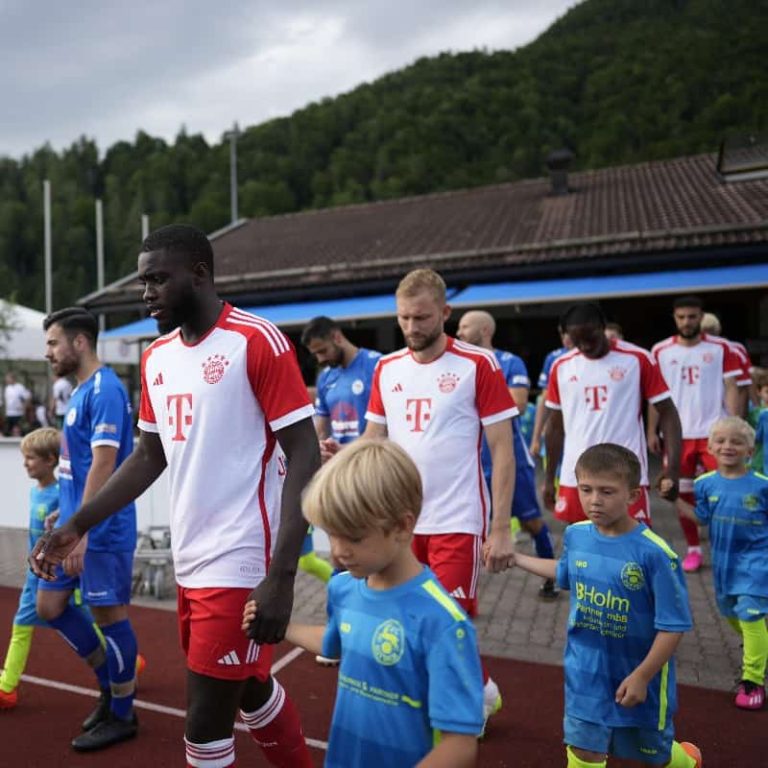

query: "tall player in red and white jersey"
(649, 296), (742, 573)
(544, 303), (682, 524)
(31, 225), (319, 768)
(364, 268), (516, 729)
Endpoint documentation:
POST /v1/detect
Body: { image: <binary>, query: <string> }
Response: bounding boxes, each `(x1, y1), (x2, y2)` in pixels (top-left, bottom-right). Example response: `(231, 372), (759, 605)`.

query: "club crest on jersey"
(372, 619), (405, 666)
(66, 408), (77, 426)
(438, 372), (460, 393)
(621, 562), (645, 591)
(351, 378), (365, 395)
(202, 354), (230, 384)
(608, 366), (626, 381)
(702, 352), (714, 364)
(743, 494), (759, 511)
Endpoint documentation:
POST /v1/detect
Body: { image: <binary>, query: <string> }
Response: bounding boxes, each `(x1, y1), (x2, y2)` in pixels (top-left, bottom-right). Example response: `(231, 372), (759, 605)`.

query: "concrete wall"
(0, 436), (169, 531)
(0, 437), (330, 552)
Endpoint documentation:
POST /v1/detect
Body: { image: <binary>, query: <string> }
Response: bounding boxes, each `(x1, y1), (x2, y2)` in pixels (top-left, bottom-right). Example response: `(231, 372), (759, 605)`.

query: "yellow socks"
(0, 624), (34, 692)
(566, 745), (606, 767)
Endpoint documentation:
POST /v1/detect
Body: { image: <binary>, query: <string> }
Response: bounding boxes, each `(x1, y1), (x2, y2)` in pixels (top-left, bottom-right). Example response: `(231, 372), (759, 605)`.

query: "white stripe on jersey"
(452, 339), (501, 371)
(226, 310), (290, 356)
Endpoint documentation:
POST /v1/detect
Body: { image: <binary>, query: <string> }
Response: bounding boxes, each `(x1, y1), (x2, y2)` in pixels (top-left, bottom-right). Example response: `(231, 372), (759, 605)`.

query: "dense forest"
(0, 0), (765, 311)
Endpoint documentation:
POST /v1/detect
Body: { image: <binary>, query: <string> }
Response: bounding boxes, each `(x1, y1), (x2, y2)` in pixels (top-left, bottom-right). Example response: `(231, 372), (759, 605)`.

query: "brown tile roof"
(82, 153), (768, 312)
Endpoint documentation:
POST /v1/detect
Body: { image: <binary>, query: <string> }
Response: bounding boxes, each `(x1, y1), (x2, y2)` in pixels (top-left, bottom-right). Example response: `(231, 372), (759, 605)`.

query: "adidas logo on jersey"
(391, 383), (404, 392)
(152, 372), (164, 386)
(450, 586), (467, 599)
(217, 650), (241, 666)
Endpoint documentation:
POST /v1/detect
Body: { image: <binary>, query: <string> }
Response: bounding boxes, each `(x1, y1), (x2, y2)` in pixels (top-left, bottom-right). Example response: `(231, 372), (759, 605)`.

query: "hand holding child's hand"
(43, 510), (60, 533)
(615, 670), (648, 708)
(242, 599), (258, 633)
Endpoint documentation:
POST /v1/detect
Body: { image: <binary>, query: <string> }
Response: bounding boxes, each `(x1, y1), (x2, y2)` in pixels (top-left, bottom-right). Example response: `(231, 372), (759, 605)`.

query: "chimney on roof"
(546, 148), (574, 196)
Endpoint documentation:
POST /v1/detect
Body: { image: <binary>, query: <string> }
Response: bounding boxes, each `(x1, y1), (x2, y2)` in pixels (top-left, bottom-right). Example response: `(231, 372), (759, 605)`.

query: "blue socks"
(48, 605), (110, 689)
(101, 619), (138, 719)
(533, 524), (555, 560)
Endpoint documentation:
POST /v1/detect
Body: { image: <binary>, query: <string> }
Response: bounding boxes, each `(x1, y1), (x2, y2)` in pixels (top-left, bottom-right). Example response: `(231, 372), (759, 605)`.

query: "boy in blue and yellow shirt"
(244, 439), (483, 767)
(682, 416), (768, 710)
(512, 443), (701, 767)
(0, 428), (78, 708)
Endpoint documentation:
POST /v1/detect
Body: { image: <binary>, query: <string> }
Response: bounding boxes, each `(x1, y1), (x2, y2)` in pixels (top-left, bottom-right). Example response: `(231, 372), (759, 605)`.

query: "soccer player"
(245, 439), (483, 766)
(299, 316), (381, 582)
(649, 296), (742, 572)
(364, 268), (516, 728)
(530, 324), (573, 457)
(511, 443), (702, 768)
(301, 315), (381, 450)
(33, 308), (139, 751)
(544, 303), (682, 525)
(753, 369), (768, 474)
(31, 224), (319, 768)
(457, 309), (558, 599)
(679, 417), (768, 710)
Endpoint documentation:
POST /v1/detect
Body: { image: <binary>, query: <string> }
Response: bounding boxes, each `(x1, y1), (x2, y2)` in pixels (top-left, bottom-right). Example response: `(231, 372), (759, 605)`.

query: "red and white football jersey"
(366, 337), (517, 536)
(651, 334), (742, 438)
(138, 304), (313, 589)
(545, 339), (670, 487)
(705, 335), (752, 386)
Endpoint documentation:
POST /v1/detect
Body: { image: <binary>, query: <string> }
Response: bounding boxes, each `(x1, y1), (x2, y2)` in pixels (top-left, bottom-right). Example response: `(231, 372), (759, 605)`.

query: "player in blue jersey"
(36, 308), (139, 751)
(530, 323), (573, 458)
(679, 417), (768, 710)
(511, 443), (701, 768)
(752, 371), (768, 473)
(457, 310), (559, 600)
(300, 316), (381, 583)
(244, 439), (483, 766)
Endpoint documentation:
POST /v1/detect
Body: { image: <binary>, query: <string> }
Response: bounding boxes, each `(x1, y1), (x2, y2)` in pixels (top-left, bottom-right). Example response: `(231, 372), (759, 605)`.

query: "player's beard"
(326, 345), (345, 368)
(405, 327), (442, 352)
(678, 323), (701, 340)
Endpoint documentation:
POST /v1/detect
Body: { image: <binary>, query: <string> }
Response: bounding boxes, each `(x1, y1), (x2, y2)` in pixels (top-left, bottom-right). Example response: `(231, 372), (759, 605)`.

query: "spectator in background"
(50, 375), (74, 429)
(4, 372), (31, 436)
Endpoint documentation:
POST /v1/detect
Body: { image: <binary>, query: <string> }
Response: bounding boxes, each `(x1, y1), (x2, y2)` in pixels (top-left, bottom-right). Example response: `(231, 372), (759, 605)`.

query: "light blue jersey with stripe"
(556, 522), (692, 729)
(59, 366), (136, 551)
(321, 567), (483, 767)
(694, 469), (768, 600)
(315, 349), (381, 443)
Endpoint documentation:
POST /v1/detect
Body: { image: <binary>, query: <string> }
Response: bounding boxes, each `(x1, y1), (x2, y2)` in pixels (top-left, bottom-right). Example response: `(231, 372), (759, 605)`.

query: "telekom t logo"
(406, 398), (432, 432)
(167, 393), (193, 441)
(584, 385), (608, 411)
(681, 365), (700, 385)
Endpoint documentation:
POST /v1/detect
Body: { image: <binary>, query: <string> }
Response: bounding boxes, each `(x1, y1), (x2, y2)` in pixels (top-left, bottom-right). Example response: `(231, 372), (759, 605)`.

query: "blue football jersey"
(755, 411), (768, 474)
(315, 348), (381, 443)
(59, 367), (136, 551)
(537, 346), (569, 389)
(321, 567), (483, 767)
(481, 349), (533, 482)
(28, 483), (59, 552)
(694, 470), (768, 599)
(555, 522), (692, 729)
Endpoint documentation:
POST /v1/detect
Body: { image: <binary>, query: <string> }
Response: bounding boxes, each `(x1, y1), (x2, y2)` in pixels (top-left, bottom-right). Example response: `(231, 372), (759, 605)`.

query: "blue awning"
(100, 263), (765, 342)
(100, 292), (402, 341)
(452, 263), (767, 308)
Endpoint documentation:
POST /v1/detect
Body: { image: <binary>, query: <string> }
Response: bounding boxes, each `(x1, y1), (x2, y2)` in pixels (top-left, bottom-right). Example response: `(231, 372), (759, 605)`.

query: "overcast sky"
(1, 0), (576, 160)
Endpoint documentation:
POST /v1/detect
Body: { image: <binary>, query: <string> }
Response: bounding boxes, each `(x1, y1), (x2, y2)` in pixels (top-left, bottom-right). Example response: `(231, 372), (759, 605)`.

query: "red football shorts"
(678, 438), (717, 493)
(177, 586), (273, 681)
(554, 485), (651, 525)
(411, 533), (481, 617)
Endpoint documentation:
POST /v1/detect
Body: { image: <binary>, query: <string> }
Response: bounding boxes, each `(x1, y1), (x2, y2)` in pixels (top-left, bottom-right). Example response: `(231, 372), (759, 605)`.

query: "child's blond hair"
(574, 443), (641, 489)
(20, 427), (60, 463)
(396, 268), (446, 304)
(708, 416), (755, 449)
(302, 439), (422, 536)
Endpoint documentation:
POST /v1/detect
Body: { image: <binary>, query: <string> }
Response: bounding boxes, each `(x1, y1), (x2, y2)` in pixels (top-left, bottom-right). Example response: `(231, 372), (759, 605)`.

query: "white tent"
(0, 300), (139, 365)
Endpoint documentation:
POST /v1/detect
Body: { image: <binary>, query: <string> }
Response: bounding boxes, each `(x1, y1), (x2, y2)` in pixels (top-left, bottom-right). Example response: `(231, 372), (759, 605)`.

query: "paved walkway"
(0, 491), (743, 693)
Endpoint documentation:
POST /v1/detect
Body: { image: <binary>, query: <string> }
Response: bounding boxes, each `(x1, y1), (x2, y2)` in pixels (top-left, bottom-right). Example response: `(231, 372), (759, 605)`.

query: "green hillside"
(1, 0), (765, 310)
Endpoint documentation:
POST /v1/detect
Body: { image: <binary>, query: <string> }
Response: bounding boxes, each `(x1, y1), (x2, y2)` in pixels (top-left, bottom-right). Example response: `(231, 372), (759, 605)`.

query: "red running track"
(0, 586), (762, 766)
